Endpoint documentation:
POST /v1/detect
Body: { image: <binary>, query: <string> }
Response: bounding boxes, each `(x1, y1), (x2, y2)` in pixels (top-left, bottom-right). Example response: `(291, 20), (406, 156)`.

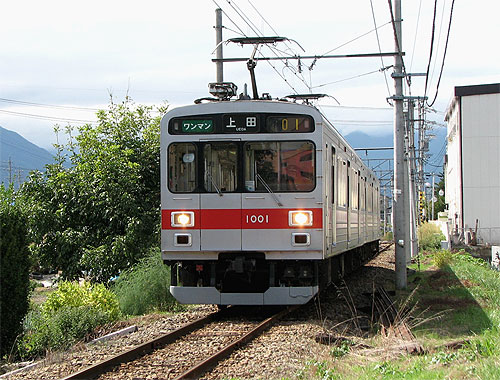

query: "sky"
(1, 0), (498, 154)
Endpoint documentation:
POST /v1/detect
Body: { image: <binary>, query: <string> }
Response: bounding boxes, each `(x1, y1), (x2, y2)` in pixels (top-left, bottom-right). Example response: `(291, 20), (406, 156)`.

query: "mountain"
(344, 130), (446, 173)
(0, 126), (54, 186)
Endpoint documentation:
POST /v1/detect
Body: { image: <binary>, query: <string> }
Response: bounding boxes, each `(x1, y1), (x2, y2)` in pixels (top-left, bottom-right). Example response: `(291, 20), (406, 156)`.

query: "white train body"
(161, 100), (380, 305)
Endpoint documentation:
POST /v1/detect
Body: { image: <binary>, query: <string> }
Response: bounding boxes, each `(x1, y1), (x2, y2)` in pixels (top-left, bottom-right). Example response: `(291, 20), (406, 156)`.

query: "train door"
(336, 156), (348, 251)
(349, 167), (359, 247)
(330, 146), (336, 247)
(200, 141), (241, 251)
(359, 175), (366, 244)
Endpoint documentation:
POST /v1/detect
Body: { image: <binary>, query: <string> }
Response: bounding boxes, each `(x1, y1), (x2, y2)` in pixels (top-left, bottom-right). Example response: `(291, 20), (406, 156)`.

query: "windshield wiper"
(206, 172), (223, 196)
(255, 172), (283, 207)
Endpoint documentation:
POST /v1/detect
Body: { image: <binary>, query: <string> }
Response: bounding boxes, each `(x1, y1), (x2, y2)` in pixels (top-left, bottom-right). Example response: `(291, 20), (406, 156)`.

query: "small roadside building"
(444, 83), (500, 245)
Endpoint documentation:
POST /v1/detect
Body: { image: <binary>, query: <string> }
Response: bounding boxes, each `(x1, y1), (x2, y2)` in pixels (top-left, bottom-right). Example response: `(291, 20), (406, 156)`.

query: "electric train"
(161, 97), (380, 305)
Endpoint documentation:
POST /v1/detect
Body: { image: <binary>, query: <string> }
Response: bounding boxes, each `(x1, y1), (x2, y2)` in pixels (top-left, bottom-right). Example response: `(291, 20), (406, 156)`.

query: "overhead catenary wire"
(369, 0), (392, 99)
(426, 0), (455, 107)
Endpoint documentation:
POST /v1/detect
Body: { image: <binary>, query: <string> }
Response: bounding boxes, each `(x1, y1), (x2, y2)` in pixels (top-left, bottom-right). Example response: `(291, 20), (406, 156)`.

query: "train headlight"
(171, 211), (194, 227)
(289, 210), (313, 227)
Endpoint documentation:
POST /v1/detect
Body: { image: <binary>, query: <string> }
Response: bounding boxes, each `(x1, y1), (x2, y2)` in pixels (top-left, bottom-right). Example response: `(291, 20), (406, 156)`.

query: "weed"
(430, 351), (458, 365)
(113, 248), (185, 315)
(330, 340), (352, 358)
(432, 250), (453, 269)
(17, 305), (110, 359)
(418, 223), (445, 252)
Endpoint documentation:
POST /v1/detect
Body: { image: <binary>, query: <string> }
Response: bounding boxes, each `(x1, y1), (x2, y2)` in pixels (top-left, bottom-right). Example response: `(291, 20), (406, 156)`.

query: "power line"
(0, 109), (97, 124)
(426, 0), (455, 107)
(0, 97), (99, 111)
(369, 0), (392, 99)
(409, 0), (423, 72)
(311, 67), (391, 89)
(320, 21), (392, 58)
(424, 0), (439, 98)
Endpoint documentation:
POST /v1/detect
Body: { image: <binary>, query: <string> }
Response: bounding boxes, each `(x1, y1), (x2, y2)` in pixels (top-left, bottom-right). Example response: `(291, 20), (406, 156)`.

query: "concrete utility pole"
(392, 0), (408, 289)
(407, 100), (418, 259)
(215, 8), (224, 83)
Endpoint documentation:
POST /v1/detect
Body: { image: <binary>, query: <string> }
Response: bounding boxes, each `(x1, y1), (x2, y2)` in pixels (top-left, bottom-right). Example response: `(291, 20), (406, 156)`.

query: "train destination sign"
(170, 114), (314, 134)
(222, 114), (259, 133)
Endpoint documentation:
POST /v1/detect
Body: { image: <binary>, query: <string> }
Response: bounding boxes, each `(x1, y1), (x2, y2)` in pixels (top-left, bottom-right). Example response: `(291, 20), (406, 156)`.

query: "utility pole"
(392, 0), (408, 289)
(215, 8), (223, 83)
(431, 173), (436, 220)
(407, 100), (418, 259)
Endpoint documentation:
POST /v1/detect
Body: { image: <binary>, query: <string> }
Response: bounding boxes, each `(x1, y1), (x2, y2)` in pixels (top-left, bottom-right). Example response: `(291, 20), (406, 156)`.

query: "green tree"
(1, 185), (31, 356)
(21, 98), (167, 282)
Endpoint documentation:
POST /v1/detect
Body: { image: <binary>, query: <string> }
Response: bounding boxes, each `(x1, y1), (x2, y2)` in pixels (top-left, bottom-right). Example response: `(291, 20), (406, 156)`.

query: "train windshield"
(168, 141), (315, 193)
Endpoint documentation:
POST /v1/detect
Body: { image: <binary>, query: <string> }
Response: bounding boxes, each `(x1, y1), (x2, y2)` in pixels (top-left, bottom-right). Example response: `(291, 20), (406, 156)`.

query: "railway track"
(60, 305), (297, 380)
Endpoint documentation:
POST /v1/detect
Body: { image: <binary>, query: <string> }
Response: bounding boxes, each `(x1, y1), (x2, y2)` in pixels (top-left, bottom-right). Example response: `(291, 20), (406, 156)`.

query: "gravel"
(3, 246), (396, 380)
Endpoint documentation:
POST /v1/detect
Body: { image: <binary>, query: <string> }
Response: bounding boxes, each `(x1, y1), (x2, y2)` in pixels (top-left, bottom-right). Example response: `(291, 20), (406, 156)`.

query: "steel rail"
(173, 305), (299, 380)
(61, 311), (221, 380)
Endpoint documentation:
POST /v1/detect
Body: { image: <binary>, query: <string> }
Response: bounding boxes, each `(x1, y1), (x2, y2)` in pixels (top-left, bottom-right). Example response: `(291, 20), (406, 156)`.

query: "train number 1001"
(245, 214), (269, 224)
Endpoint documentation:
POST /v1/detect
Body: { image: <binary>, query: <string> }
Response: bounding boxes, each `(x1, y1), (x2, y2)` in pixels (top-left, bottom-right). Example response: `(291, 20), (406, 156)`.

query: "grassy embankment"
(299, 249), (500, 380)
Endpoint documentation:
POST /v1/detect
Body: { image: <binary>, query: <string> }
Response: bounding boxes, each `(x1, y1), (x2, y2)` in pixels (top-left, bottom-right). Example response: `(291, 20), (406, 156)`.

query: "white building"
(445, 83), (500, 245)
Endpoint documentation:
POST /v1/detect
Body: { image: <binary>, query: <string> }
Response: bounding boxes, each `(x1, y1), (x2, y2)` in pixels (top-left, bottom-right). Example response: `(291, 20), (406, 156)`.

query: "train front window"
(168, 143), (197, 193)
(244, 141), (315, 192)
(203, 143), (238, 193)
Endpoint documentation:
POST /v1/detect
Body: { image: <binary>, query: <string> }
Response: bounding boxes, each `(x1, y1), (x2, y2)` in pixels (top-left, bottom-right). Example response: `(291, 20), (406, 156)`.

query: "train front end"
(161, 100), (324, 305)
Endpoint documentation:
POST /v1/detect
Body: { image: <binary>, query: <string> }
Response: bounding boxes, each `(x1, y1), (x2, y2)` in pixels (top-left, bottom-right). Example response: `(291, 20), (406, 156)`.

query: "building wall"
(461, 92), (500, 244)
(445, 97), (462, 236)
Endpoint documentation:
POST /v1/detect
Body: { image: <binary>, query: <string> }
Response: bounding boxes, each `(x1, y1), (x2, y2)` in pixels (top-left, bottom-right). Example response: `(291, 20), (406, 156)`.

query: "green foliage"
(418, 223), (445, 252)
(20, 98), (167, 282)
(0, 185), (31, 357)
(17, 306), (110, 359)
(43, 281), (120, 321)
(113, 249), (185, 315)
(298, 360), (338, 380)
(382, 231), (393, 241)
(432, 249), (453, 268)
(329, 340), (352, 358)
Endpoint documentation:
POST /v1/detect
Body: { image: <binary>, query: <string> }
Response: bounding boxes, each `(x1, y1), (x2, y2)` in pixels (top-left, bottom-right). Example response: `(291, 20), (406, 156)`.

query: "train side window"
(351, 169), (359, 210)
(331, 147), (335, 205)
(168, 143), (197, 193)
(337, 158), (347, 207)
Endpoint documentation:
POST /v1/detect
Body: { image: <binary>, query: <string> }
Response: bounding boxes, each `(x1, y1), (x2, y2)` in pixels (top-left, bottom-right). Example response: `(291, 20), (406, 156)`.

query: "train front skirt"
(170, 285), (318, 305)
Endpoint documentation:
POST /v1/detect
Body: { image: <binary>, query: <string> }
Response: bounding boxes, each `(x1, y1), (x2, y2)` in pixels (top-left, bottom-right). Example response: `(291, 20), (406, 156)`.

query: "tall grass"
(113, 248), (185, 315)
(418, 223), (445, 252)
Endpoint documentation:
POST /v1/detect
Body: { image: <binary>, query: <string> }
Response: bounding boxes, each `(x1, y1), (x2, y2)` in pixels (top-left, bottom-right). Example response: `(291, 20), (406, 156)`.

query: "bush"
(418, 223), (445, 252)
(18, 306), (110, 359)
(1, 186), (31, 357)
(43, 281), (121, 321)
(113, 249), (184, 315)
(432, 249), (454, 268)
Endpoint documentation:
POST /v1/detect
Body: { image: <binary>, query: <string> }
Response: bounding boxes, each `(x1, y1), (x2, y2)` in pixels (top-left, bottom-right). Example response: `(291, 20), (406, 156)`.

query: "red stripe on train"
(161, 208), (323, 230)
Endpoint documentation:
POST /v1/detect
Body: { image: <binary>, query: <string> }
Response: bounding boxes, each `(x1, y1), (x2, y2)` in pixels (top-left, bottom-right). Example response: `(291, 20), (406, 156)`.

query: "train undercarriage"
(165, 240), (379, 305)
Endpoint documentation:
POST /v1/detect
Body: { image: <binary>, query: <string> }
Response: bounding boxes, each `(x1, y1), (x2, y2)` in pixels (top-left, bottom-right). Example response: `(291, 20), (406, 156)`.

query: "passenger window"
(168, 143), (197, 193)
